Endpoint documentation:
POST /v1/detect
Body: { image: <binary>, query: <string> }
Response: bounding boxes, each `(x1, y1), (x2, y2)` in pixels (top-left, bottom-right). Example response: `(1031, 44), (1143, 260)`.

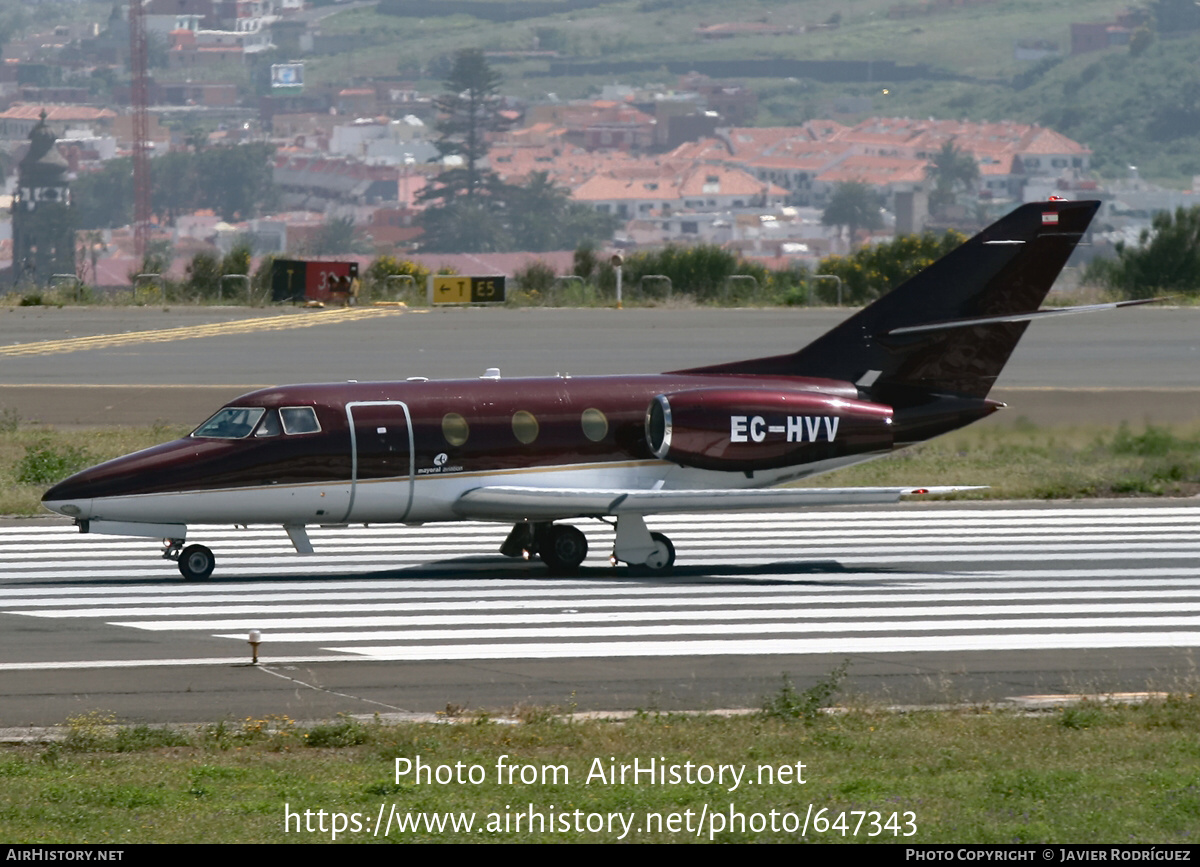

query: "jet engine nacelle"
(645, 388), (894, 471)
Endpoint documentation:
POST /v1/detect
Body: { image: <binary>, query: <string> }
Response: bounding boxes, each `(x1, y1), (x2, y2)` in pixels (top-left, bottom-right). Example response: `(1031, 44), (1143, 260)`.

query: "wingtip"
(902, 485), (990, 496)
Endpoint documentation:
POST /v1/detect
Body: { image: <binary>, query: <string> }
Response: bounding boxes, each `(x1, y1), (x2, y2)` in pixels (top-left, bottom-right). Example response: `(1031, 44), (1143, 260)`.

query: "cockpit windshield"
(192, 407), (266, 439)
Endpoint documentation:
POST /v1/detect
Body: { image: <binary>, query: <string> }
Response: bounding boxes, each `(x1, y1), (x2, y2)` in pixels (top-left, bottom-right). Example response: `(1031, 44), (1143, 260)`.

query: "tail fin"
(678, 199), (1100, 405)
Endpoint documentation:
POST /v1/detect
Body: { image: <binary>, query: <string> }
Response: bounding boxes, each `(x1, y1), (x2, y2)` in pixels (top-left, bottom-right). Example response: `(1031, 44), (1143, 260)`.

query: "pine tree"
(423, 49), (511, 205)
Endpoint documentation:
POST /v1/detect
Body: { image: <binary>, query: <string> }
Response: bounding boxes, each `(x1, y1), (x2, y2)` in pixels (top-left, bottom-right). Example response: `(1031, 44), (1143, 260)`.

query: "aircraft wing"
(452, 485), (984, 521)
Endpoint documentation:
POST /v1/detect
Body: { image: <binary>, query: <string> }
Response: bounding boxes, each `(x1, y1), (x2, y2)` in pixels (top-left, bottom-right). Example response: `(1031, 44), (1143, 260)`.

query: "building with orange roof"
(572, 163), (786, 220)
(571, 174), (681, 219)
(0, 104), (118, 140)
(525, 100), (656, 152)
(812, 155), (929, 205)
(489, 144), (649, 191)
(706, 118), (1091, 205)
(274, 155), (402, 210)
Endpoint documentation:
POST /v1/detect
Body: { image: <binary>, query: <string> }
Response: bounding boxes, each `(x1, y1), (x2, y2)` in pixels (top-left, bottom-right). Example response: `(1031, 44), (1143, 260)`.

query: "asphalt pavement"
(0, 305), (1197, 426)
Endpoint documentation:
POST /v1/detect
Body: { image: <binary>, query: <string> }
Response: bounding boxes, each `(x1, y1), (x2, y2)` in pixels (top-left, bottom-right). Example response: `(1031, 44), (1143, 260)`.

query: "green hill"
(302, 0), (1197, 187)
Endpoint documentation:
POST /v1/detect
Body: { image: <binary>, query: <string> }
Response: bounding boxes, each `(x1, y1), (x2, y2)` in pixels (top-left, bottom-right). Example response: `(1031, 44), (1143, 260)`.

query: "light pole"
(611, 252), (623, 308)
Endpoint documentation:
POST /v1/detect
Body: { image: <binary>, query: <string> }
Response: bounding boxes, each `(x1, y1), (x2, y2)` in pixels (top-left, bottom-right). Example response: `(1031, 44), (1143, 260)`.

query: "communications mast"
(129, 0), (150, 265)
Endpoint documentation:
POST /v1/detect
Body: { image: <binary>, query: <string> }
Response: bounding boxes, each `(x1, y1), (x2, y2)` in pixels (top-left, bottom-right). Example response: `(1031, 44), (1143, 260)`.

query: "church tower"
(12, 110), (75, 287)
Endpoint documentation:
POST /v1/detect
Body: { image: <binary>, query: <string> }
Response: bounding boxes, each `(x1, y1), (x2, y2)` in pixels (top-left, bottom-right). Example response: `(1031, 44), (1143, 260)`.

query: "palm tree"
(821, 181), (883, 249)
(926, 140), (980, 216)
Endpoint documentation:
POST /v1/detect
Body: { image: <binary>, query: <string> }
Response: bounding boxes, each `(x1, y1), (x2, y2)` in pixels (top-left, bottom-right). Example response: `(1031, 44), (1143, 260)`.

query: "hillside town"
(2, 0), (1196, 289)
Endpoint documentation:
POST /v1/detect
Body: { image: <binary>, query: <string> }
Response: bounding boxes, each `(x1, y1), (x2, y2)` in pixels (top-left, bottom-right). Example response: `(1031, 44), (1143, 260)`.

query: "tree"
(509, 171), (569, 251)
(220, 241), (254, 301)
(821, 181), (884, 248)
(221, 240), (253, 278)
(816, 230), (968, 305)
(71, 158), (133, 229)
(184, 250), (222, 299)
(153, 151), (200, 226)
(129, 239), (175, 287)
(925, 140), (979, 217)
(423, 49), (510, 205)
(418, 49), (516, 252)
(556, 201), (620, 251)
(192, 143), (279, 222)
(573, 243), (599, 281)
(308, 216), (358, 255)
(73, 144), (278, 229)
(507, 171), (619, 252)
(419, 198), (512, 253)
(365, 255), (430, 301)
(1129, 26), (1154, 56)
(1085, 205), (1200, 298)
(1151, 0), (1200, 34)
(619, 244), (765, 303)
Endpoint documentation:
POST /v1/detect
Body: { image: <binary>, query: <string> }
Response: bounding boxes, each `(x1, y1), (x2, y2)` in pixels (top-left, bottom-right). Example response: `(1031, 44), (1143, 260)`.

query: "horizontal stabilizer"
(454, 485), (986, 521)
(886, 297), (1163, 337)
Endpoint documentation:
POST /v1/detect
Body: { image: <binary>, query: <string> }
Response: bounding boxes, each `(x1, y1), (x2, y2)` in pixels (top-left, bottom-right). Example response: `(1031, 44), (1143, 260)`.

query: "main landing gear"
(163, 538), (215, 581)
(501, 515), (676, 576)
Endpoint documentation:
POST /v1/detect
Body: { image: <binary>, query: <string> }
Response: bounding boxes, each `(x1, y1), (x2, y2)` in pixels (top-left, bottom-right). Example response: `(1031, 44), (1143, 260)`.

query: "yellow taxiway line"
(0, 307), (402, 358)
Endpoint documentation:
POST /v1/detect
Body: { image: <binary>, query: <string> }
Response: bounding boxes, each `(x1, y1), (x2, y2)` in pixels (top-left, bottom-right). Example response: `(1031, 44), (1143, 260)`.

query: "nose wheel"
(613, 515), (676, 575)
(645, 532), (675, 570)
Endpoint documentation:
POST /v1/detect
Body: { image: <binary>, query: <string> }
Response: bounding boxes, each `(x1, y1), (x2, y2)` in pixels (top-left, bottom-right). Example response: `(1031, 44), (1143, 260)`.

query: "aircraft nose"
(42, 473), (96, 519)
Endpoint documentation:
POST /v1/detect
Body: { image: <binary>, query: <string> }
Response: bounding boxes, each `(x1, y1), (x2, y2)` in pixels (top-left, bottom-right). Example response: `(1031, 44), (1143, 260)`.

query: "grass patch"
(15, 441), (93, 485)
(797, 419), (1200, 500)
(3, 688), (1200, 843)
(759, 661), (850, 724)
(0, 423), (189, 515)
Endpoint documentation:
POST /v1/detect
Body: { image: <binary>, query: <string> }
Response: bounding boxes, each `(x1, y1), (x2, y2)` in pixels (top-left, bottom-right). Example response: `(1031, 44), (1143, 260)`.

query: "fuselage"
(42, 372), (913, 528)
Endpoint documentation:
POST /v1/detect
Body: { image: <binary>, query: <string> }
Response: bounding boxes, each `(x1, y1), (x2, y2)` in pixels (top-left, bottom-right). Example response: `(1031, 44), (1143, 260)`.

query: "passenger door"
(345, 401), (414, 522)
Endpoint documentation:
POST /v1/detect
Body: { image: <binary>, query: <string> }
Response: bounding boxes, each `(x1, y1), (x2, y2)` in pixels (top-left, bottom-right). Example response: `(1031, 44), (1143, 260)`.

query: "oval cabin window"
(442, 413), (469, 446)
(512, 410), (539, 444)
(581, 408), (608, 442)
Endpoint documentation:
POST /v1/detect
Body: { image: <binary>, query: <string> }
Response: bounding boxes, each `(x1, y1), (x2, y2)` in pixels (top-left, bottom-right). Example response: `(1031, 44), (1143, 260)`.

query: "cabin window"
(581, 408), (608, 442)
(512, 410), (539, 444)
(254, 409), (282, 437)
(442, 412), (469, 446)
(280, 406), (321, 435)
(192, 407), (265, 439)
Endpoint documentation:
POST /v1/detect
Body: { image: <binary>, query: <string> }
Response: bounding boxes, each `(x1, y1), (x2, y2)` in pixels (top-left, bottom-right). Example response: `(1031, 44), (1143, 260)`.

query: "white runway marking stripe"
(2, 504), (1199, 666)
(78, 598), (1200, 630)
(8, 584), (1200, 612)
(24, 596), (1200, 621)
(211, 616), (1200, 644)
(332, 632), (1200, 660)
(110, 594), (1200, 632)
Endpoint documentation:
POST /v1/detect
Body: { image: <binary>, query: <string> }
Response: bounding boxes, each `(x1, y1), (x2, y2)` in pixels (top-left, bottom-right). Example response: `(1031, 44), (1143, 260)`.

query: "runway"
(1, 305), (1198, 724)
(1, 501), (1197, 725)
(3, 306), (1200, 426)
